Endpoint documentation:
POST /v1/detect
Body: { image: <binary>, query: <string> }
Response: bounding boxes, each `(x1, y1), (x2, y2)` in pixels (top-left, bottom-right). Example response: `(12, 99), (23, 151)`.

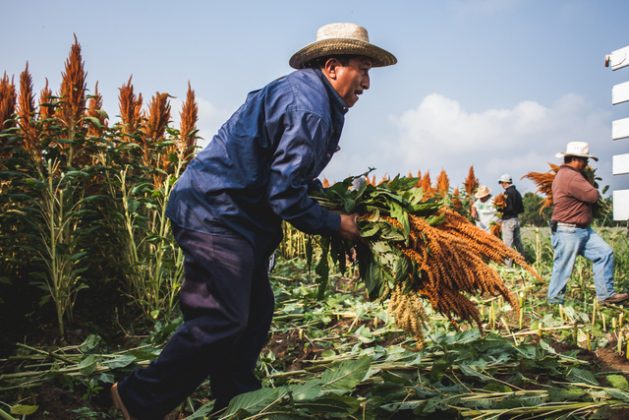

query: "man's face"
(576, 157), (589, 170)
(328, 57), (372, 107)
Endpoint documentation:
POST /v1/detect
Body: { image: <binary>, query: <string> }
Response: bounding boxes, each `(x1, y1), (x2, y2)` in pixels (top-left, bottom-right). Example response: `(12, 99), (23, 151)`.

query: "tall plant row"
(0, 37), (199, 337)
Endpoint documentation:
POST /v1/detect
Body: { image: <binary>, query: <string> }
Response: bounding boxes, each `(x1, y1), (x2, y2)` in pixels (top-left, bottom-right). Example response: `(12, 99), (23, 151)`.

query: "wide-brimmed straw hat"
(289, 22), (397, 69)
(475, 185), (491, 199)
(555, 141), (598, 161)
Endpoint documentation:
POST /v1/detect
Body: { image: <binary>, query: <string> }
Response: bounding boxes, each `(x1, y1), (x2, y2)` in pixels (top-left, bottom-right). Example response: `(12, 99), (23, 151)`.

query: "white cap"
(498, 173), (512, 184)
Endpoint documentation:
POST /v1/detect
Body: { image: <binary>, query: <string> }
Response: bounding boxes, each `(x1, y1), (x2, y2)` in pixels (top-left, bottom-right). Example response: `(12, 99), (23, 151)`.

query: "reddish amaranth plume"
(118, 76), (143, 136)
(86, 82), (107, 137)
(38, 78), (53, 121)
(57, 34), (87, 131)
(436, 168), (450, 195)
(178, 82), (198, 161)
(0, 72), (17, 129)
(452, 187), (462, 211)
(144, 92), (171, 143)
(17, 63), (38, 157)
(144, 92), (171, 184)
(464, 165), (479, 197)
(420, 170), (434, 199)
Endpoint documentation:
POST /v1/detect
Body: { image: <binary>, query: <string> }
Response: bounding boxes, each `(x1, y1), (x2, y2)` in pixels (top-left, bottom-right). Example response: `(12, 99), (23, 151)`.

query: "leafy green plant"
(30, 159), (93, 337)
(117, 167), (183, 321)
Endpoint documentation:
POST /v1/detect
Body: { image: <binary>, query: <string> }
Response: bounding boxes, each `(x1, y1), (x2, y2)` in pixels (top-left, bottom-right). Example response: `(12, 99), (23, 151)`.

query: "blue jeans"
(547, 225), (615, 304)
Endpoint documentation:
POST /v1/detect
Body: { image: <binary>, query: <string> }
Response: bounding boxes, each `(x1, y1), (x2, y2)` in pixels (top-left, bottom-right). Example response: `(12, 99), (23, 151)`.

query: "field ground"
(1, 226), (629, 418)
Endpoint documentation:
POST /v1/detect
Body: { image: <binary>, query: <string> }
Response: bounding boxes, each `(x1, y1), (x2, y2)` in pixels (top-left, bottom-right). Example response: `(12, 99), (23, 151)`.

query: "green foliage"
(520, 192), (551, 226)
(311, 174), (442, 301)
(0, 89), (191, 337)
(116, 168), (183, 321)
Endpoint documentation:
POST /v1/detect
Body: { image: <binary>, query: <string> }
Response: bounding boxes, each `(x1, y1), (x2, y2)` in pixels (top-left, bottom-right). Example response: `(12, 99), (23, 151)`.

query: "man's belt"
(556, 222), (589, 229)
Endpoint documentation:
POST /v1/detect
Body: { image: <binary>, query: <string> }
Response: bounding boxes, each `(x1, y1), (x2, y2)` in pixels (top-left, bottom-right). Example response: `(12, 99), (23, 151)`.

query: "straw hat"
(475, 185), (491, 199)
(555, 141), (598, 161)
(289, 22), (397, 69)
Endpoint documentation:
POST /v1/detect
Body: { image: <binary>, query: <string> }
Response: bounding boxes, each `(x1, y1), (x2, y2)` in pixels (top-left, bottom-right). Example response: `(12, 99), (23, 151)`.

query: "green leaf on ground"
(225, 387), (288, 416)
(567, 367), (599, 386)
(607, 374), (629, 391)
(320, 356), (371, 394)
(11, 404), (39, 415)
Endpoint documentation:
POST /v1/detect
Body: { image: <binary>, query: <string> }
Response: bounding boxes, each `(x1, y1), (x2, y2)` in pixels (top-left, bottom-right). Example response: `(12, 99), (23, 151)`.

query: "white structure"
(605, 45), (629, 221)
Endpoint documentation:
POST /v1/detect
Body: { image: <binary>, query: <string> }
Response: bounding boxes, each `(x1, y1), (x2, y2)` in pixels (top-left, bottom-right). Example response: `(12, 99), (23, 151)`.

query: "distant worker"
(471, 185), (498, 232)
(498, 173), (525, 266)
(547, 141), (628, 305)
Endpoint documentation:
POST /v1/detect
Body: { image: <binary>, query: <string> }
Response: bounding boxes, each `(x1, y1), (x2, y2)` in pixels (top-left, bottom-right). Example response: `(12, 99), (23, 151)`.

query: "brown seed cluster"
(178, 82), (198, 163)
(56, 35), (86, 134)
(420, 171), (435, 199)
(493, 192), (506, 211)
(436, 169), (450, 196)
(0, 35), (199, 178)
(463, 165), (479, 197)
(384, 208), (540, 340)
(523, 163), (560, 212)
(388, 285), (427, 348)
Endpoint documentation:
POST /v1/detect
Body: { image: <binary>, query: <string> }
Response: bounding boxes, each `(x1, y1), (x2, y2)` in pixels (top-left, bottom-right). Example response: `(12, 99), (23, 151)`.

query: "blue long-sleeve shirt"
(166, 68), (346, 255)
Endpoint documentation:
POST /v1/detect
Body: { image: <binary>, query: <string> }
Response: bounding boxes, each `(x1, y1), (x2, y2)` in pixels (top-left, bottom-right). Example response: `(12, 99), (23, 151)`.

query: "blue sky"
(2, 0), (628, 194)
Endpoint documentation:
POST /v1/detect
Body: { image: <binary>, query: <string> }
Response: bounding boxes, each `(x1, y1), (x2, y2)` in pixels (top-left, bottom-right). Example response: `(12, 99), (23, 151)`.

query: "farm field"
(1, 227), (629, 419)
(2, 36), (629, 420)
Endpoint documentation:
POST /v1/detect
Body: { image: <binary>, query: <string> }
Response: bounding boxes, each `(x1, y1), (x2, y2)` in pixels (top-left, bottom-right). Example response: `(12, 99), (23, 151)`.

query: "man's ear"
(323, 58), (340, 80)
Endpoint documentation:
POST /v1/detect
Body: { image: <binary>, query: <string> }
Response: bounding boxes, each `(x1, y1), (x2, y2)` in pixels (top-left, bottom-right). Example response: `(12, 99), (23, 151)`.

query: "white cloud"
(333, 93), (618, 194)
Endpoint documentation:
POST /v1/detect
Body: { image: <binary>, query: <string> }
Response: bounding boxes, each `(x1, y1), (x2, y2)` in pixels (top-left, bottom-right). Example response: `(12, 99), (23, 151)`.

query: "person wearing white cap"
(471, 185), (498, 232)
(547, 141), (628, 305)
(497, 173), (525, 266)
(111, 22), (396, 419)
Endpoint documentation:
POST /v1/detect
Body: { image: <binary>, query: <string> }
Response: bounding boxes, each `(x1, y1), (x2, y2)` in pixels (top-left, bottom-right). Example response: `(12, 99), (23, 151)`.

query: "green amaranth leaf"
(607, 374), (629, 391)
(319, 356), (371, 394)
(567, 367), (599, 386)
(11, 404), (39, 415)
(548, 387), (588, 401)
(224, 387), (288, 416)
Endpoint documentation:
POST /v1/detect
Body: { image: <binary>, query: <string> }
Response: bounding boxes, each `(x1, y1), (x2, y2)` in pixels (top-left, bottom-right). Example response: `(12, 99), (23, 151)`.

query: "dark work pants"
(118, 226), (275, 419)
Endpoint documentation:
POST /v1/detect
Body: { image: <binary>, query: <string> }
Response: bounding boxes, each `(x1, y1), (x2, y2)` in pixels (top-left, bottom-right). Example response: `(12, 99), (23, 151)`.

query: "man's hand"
(470, 205), (478, 220)
(339, 213), (361, 241)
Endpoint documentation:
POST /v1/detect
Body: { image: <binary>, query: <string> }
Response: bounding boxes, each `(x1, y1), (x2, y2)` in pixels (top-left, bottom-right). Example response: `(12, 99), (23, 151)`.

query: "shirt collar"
(560, 164), (581, 173)
(315, 69), (349, 115)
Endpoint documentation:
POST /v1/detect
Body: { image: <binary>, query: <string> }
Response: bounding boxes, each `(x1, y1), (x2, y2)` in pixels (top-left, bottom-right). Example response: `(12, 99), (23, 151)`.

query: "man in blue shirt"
(112, 22), (396, 419)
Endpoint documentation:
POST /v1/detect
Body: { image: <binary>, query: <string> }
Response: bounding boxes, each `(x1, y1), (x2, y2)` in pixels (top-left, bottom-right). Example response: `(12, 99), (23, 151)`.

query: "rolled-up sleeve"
(266, 110), (340, 235)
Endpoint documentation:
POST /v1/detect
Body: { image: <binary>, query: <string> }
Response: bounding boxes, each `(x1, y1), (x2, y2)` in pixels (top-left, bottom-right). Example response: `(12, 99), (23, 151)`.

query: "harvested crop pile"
(312, 175), (541, 345)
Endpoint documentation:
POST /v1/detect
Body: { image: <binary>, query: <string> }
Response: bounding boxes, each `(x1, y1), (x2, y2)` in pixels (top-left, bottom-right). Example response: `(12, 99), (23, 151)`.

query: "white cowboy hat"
(555, 141), (598, 161)
(289, 22), (397, 69)
(474, 185), (491, 199)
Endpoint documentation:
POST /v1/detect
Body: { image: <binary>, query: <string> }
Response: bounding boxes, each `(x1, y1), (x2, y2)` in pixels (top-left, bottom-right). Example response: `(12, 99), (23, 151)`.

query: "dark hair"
(304, 54), (357, 69)
(564, 155), (587, 164)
